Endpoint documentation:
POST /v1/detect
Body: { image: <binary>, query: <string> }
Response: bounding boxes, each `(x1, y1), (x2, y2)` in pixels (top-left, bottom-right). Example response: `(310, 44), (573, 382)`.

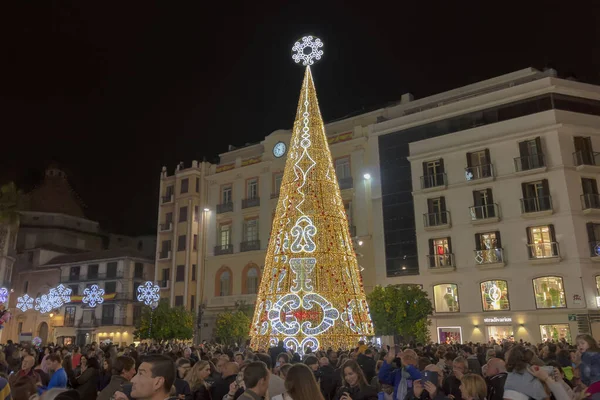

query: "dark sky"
(1, 1), (599, 235)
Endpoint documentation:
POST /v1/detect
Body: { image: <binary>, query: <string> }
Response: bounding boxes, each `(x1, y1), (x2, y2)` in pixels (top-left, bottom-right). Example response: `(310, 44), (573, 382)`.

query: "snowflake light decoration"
(137, 281), (160, 308)
(292, 36), (324, 66)
(82, 284), (105, 307)
(0, 288), (8, 304)
(54, 284), (72, 304)
(35, 294), (54, 314)
(16, 294), (33, 312)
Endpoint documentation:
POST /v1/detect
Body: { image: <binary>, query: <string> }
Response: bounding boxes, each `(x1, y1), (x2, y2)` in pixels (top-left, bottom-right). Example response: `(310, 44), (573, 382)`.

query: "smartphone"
(539, 366), (554, 374)
(422, 371), (438, 386)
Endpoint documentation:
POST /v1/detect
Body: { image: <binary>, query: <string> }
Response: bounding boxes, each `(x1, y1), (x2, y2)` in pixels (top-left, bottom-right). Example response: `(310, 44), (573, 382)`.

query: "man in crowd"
(379, 349), (422, 400)
(9, 354), (41, 387)
(254, 353), (285, 398)
(98, 356), (136, 400)
(357, 348), (376, 382)
(483, 358), (507, 400)
(117, 354), (177, 400)
(174, 358), (192, 400)
(212, 362), (240, 400)
(42, 354), (67, 391)
(237, 362), (270, 400)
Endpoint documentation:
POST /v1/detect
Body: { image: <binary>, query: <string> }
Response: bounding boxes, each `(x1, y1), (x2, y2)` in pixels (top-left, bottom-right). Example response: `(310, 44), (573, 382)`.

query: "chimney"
(400, 93), (414, 104)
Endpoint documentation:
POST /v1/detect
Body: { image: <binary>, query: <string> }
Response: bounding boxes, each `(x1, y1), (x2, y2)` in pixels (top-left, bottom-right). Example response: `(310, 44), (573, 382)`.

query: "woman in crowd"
(333, 360), (377, 400)
(458, 374), (486, 400)
(186, 360), (212, 400)
(72, 356), (100, 400)
(279, 363), (324, 400)
(97, 357), (111, 391)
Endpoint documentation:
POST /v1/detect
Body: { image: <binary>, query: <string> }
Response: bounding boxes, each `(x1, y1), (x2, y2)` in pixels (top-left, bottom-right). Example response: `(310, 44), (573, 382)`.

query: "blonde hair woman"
(459, 374), (487, 400)
(278, 363), (324, 400)
(185, 361), (212, 400)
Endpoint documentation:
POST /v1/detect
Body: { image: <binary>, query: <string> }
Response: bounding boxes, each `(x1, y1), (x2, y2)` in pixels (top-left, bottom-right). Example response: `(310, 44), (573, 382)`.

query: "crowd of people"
(0, 334), (598, 400)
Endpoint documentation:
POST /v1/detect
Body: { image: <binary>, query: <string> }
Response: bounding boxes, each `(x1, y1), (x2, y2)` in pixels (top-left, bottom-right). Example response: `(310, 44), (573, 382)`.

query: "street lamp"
(363, 173), (371, 180)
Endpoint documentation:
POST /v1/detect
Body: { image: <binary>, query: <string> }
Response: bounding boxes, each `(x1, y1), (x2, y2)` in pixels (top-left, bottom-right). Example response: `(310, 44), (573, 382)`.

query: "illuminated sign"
(483, 316), (512, 323)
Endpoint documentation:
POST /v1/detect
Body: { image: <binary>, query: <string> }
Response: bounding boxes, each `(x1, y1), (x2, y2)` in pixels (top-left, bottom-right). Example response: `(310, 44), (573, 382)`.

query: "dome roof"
(24, 165), (86, 218)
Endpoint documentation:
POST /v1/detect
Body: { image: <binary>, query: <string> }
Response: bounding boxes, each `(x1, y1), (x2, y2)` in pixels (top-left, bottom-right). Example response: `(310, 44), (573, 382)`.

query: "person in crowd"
(175, 358), (193, 400)
(9, 354), (40, 388)
(503, 346), (547, 400)
(254, 353), (285, 398)
(98, 358), (112, 391)
(482, 358), (506, 400)
(43, 354), (67, 391)
(378, 349), (421, 400)
(279, 363), (324, 400)
(11, 376), (35, 400)
(72, 356), (100, 400)
(237, 362), (269, 400)
(115, 354), (177, 400)
(442, 357), (467, 400)
(72, 347), (82, 370)
(185, 361), (211, 400)
(317, 357), (338, 400)
(333, 360), (377, 400)
(458, 374), (486, 400)
(409, 364), (445, 400)
(575, 334), (600, 396)
(462, 347), (482, 376)
(211, 362), (239, 400)
(277, 364), (291, 381)
(357, 350), (376, 383)
(98, 356), (136, 400)
(73, 356), (86, 378)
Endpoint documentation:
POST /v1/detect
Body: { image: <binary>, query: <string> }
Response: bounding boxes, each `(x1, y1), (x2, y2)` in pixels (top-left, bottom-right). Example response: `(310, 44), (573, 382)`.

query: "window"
(165, 212), (173, 224)
(69, 266), (80, 281)
(105, 281), (116, 293)
(64, 306), (76, 327)
(106, 262), (117, 278)
(222, 185), (232, 204)
(220, 270), (231, 296)
(133, 282), (141, 300)
(540, 324), (572, 343)
(471, 189), (496, 219)
(425, 197), (447, 226)
(247, 268), (259, 294)
(175, 296), (184, 307)
(191, 295), (196, 311)
(533, 276), (566, 308)
(196, 177), (200, 192)
(433, 284), (459, 313)
(194, 206), (199, 222)
(134, 263), (144, 279)
(178, 235), (187, 251)
(247, 178), (259, 199)
(165, 185), (174, 198)
(192, 264), (196, 281)
(176, 265), (185, 282)
(527, 225), (558, 258)
(219, 224), (231, 246)
(179, 206), (188, 222)
(466, 149), (492, 180)
(521, 180), (551, 212)
(481, 280), (510, 311)
(88, 264), (99, 279)
(274, 173), (283, 195)
(133, 305), (142, 324)
(574, 136), (595, 165)
(335, 157), (351, 179)
(161, 269), (170, 287)
(244, 219), (259, 242)
(160, 240), (171, 257)
(102, 304), (115, 323)
(427, 237), (452, 268)
(474, 231), (503, 264)
(193, 234), (198, 251)
(516, 137), (544, 170)
(583, 178), (600, 209)
(597, 276), (600, 295)
(69, 284), (79, 295)
(587, 223), (600, 256)
(181, 178), (189, 194)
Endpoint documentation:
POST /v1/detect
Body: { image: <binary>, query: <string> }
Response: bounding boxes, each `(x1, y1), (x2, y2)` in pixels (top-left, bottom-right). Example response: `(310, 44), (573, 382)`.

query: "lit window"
(433, 284), (459, 313)
(219, 224), (231, 246)
(247, 268), (259, 294)
(533, 276), (566, 308)
(527, 225), (558, 258)
(222, 185), (232, 204)
(540, 324), (571, 343)
(247, 178), (259, 199)
(481, 280), (510, 311)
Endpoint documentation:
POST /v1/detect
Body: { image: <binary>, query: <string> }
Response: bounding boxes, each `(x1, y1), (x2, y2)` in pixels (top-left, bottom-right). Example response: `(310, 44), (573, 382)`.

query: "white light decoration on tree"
(16, 294), (33, 312)
(0, 288), (8, 304)
(292, 36), (323, 66)
(82, 284), (105, 307)
(137, 281), (160, 308)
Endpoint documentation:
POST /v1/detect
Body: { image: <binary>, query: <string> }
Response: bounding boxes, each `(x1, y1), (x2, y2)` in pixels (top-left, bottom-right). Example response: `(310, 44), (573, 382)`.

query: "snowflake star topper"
(292, 36), (324, 66)
(137, 281), (160, 308)
(16, 294), (33, 312)
(83, 284), (105, 307)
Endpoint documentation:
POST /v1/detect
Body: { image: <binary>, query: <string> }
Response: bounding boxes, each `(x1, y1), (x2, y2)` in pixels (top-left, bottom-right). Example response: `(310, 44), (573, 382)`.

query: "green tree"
(134, 301), (194, 342)
(367, 284), (433, 343)
(214, 310), (251, 345)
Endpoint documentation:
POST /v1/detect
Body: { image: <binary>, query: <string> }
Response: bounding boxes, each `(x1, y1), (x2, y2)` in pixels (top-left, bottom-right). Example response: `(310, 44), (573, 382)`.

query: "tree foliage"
(134, 302), (194, 342)
(367, 284), (433, 342)
(214, 310), (251, 345)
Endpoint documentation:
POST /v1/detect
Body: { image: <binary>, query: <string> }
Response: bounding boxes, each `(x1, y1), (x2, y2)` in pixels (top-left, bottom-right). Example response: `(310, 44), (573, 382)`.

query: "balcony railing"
(157, 251), (172, 260)
(469, 204), (498, 221)
(100, 317), (127, 326)
(474, 248), (504, 265)
(581, 194), (600, 210)
(526, 242), (560, 259)
(63, 318), (76, 327)
(61, 272), (124, 283)
(77, 317), (98, 328)
(573, 150), (600, 167)
(590, 241), (600, 257)
(514, 154), (546, 172)
(465, 164), (494, 181)
(423, 211), (450, 227)
(242, 197), (260, 209)
(339, 177), (354, 190)
(520, 196), (552, 213)
(214, 244), (234, 255)
(216, 202), (234, 214)
(240, 240), (261, 252)
(420, 173), (447, 189)
(159, 222), (172, 232)
(427, 254), (454, 269)
(161, 194), (174, 204)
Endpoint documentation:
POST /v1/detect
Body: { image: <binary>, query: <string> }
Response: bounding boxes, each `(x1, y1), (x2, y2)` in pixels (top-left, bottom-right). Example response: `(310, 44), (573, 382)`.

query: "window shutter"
(484, 148), (491, 164)
(428, 239), (434, 255)
(474, 234), (482, 251)
(486, 189), (494, 203)
(518, 140), (528, 157)
(466, 152), (473, 168)
(587, 222), (596, 242)
(541, 179), (550, 196)
(549, 224), (557, 243)
(423, 162), (428, 176)
(535, 137), (542, 153)
(439, 158), (445, 173)
(473, 190), (482, 206)
(440, 197), (446, 212)
(495, 231), (502, 248)
(521, 182), (528, 198)
(526, 227), (533, 258)
(427, 199), (434, 214)
(526, 227), (532, 244)
(447, 237), (452, 253)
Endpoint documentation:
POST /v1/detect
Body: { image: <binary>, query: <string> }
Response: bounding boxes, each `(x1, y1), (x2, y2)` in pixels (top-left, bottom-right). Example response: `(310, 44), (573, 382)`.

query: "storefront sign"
(483, 316), (512, 323)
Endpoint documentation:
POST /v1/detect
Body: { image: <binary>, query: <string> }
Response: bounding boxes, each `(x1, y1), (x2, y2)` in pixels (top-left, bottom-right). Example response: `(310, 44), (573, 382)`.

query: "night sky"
(1, 1), (599, 235)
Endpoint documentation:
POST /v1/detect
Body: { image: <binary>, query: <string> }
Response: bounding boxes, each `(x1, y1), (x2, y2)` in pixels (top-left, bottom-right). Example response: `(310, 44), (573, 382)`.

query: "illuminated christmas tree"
(249, 36), (374, 352)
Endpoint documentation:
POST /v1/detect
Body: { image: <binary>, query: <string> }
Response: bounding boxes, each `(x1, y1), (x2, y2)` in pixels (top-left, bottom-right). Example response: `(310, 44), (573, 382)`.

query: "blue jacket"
(42, 368), (67, 392)
(581, 351), (600, 386)
(378, 361), (421, 400)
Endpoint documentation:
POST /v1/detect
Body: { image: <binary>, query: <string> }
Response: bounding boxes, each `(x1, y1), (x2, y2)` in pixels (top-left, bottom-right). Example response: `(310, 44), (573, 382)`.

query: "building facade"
(368, 68), (600, 342)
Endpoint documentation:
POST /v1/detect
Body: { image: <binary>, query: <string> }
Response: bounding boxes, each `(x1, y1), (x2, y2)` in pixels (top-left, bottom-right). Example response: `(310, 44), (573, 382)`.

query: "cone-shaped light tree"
(249, 36), (374, 353)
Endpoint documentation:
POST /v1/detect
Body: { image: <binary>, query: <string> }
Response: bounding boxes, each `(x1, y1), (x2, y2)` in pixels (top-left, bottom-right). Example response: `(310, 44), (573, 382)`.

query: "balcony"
(100, 317), (127, 326)
(214, 244), (234, 255)
(339, 177), (354, 190)
(157, 250), (171, 261)
(427, 254), (455, 273)
(159, 280), (170, 290)
(589, 241), (600, 261)
(240, 240), (261, 252)
(573, 150), (600, 172)
(159, 222), (172, 232)
(469, 204), (499, 224)
(526, 242), (560, 264)
(60, 271), (124, 283)
(242, 197), (260, 209)
(520, 196), (552, 217)
(420, 173), (447, 191)
(161, 195), (174, 205)
(465, 164), (494, 182)
(423, 211), (451, 230)
(474, 248), (505, 269)
(217, 202), (234, 214)
(77, 317), (98, 328)
(582, 194), (600, 214)
(63, 318), (76, 328)
(514, 154), (546, 175)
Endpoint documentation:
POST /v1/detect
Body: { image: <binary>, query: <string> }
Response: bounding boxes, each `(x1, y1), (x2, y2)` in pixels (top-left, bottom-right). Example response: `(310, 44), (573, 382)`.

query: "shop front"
(483, 316), (514, 342)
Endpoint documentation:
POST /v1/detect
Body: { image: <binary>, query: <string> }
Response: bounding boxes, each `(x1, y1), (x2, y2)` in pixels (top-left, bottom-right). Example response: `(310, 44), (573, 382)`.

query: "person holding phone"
(333, 360), (377, 400)
(378, 349), (422, 400)
(410, 365), (446, 400)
